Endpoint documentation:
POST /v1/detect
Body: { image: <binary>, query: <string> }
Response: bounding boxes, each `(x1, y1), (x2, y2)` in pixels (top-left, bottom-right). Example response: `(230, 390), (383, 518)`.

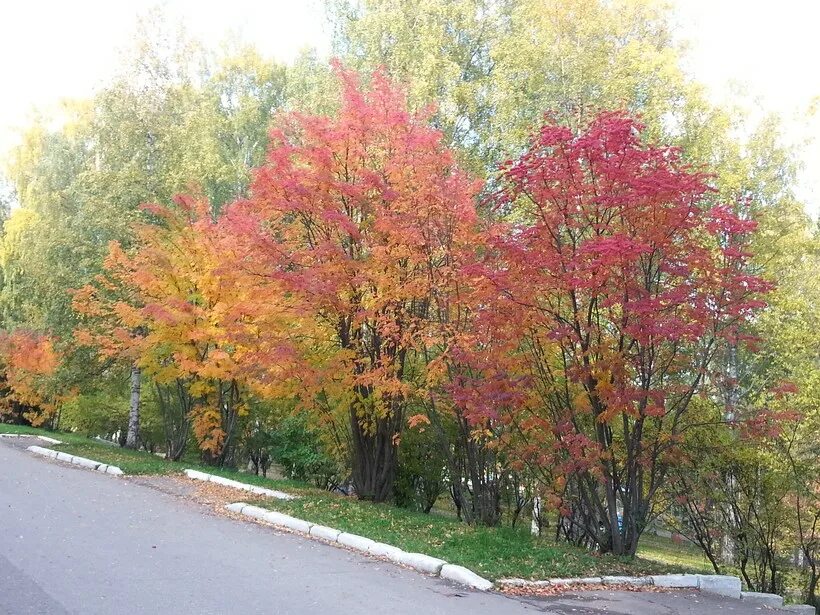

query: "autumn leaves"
(63, 65), (766, 555)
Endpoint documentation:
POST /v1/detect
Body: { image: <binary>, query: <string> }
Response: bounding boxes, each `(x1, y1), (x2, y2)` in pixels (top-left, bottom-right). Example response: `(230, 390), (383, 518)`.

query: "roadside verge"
(27, 445), (124, 476)
(184, 469), (296, 500)
(0, 433), (62, 444)
(226, 502), (494, 591)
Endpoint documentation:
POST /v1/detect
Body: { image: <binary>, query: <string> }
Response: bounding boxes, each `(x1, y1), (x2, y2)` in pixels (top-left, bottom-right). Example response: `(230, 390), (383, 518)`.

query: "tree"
(489, 0), (696, 151)
(77, 196), (299, 463)
(0, 177), (14, 228)
(326, 0), (724, 176)
(200, 46), (288, 209)
(4, 17), (292, 446)
(233, 65), (480, 501)
(0, 330), (67, 427)
(327, 0), (498, 172)
(475, 112), (769, 555)
(72, 240), (150, 449)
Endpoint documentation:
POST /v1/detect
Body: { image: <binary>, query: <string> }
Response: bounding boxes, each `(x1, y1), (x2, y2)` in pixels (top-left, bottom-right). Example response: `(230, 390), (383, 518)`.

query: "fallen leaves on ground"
(499, 583), (679, 598)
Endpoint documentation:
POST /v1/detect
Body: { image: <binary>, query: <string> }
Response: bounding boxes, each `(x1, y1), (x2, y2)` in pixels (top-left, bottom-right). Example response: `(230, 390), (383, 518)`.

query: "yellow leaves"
(594, 373), (614, 398)
(425, 355), (449, 388)
(112, 301), (142, 328)
(188, 379), (213, 398)
(469, 426), (494, 443)
(572, 391), (592, 413)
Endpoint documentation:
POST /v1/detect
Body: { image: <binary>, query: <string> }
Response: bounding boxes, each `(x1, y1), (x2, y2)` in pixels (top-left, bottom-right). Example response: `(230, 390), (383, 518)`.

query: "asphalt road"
(0, 439), (791, 614)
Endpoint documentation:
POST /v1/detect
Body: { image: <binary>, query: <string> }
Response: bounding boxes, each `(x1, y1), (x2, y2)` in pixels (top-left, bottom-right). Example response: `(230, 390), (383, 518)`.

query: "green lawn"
(637, 532), (716, 574)
(1, 422), (713, 583)
(256, 492), (700, 581)
(0, 423), (304, 492)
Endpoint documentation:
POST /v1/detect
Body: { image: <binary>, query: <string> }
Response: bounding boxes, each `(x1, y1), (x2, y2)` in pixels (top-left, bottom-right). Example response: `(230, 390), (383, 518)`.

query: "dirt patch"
(500, 583), (679, 598)
(127, 474), (268, 520)
(0, 435), (56, 450)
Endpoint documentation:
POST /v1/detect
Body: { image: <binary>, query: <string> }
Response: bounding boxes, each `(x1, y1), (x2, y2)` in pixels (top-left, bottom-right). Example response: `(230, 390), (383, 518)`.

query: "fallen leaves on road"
(128, 474), (266, 520)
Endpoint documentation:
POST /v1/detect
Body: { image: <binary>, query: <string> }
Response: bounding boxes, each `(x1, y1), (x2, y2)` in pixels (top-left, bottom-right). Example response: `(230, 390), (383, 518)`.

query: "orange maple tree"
(229, 65), (482, 501)
(74, 196), (299, 463)
(0, 330), (67, 427)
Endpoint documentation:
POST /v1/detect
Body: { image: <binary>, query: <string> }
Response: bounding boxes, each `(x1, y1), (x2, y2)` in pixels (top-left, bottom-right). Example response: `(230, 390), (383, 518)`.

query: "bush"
(60, 391), (126, 439)
(269, 413), (342, 489)
(60, 373), (165, 452)
(394, 425), (446, 513)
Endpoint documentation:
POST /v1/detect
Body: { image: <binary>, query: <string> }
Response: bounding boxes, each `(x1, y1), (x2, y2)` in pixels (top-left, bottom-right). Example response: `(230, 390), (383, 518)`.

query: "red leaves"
(450, 111), (770, 504)
(67, 64), (772, 511)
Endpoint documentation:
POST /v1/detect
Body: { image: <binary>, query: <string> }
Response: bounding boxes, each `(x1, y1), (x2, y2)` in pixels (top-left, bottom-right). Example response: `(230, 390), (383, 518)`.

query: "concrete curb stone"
(741, 591), (784, 608)
(226, 502), (493, 591)
(309, 525), (341, 542)
(183, 468), (296, 500)
(782, 605), (816, 614)
(0, 433), (62, 444)
(602, 576), (651, 586)
(397, 552), (446, 575)
(497, 572), (783, 605)
(494, 578), (533, 588)
(26, 445), (124, 476)
(266, 511), (312, 534)
(440, 565), (494, 591)
(368, 542), (405, 560)
(238, 504), (270, 521)
(337, 532), (376, 552)
(651, 574), (699, 588)
(697, 574), (741, 599)
(551, 577), (603, 586)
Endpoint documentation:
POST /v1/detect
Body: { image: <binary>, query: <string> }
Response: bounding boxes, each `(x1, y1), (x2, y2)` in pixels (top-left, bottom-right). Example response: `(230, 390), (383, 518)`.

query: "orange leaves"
(0, 330), (67, 426)
(192, 406), (225, 455)
(72, 196), (307, 455)
(231, 64), (482, 441)
(407, 413), (431, 429)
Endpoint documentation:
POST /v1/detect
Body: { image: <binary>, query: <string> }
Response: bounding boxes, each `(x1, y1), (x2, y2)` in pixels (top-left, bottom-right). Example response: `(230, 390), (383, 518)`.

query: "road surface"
(0, 438), (790, 614)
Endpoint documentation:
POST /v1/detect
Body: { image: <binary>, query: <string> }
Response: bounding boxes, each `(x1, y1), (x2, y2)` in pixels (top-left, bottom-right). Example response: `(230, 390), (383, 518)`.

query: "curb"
(496, 574), (805, 609)
(225, 502), (494, 591)
(498, 574), (737, 596)
(781, 605), (817, 614)
(741, 591), (785, 608)
(184, 469), (296, 500)
(497, 573), (737, 597)
(27, 445), (124, 476)
(0, 433), (62, 444)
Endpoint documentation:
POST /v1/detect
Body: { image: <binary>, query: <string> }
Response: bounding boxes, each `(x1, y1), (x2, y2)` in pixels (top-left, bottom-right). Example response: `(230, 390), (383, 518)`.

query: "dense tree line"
(0, 1), (817, 609)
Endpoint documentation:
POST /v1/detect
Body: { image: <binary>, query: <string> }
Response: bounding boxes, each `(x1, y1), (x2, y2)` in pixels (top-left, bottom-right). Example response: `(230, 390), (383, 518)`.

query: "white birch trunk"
(126, 364), (141, 449)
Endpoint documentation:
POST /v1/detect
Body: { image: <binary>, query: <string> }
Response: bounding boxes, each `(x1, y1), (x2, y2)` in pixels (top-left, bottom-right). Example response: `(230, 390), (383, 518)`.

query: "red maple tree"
(463, 112), (770, 554)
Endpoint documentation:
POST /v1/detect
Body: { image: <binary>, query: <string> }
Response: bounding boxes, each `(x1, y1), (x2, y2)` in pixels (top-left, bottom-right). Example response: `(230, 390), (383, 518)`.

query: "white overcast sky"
(1, 0), (818, 215)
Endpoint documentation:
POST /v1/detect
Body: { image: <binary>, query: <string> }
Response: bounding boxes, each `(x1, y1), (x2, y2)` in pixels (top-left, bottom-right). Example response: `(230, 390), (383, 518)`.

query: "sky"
(1, 0), (818, 215)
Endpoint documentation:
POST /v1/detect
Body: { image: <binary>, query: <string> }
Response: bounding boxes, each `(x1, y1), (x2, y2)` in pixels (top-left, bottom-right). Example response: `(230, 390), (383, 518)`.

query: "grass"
(637, 533), (716, 574)
(1, 422), (716, 583)
(255, 491), (700, 581)
(0, 423), (305, 492)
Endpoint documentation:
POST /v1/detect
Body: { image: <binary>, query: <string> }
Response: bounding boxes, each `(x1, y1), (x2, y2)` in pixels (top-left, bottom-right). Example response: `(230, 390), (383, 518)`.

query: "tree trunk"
(349, 392), (400, 502)
(806, 562), (818, 611)
(125, 364), (141, 449)
(350, 416), (398, 502)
